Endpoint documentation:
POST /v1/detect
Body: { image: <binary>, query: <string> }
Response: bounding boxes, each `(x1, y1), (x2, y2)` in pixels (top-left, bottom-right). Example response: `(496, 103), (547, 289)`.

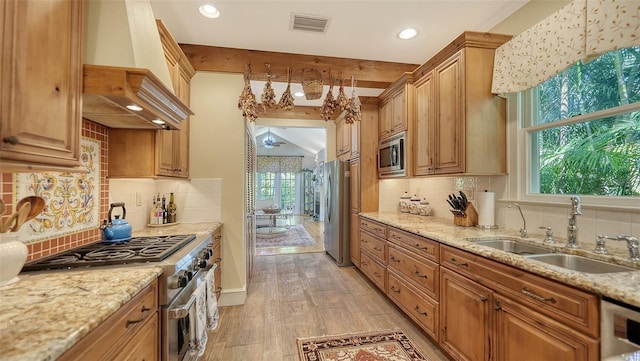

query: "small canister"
(419, 198), (431, 216)
(399, 191), (411, 213)
(409, 194), (421, 214)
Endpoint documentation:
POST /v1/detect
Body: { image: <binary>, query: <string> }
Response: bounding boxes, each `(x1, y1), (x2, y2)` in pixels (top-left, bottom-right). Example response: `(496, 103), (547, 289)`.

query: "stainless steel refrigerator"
(323, 160), (352, 266)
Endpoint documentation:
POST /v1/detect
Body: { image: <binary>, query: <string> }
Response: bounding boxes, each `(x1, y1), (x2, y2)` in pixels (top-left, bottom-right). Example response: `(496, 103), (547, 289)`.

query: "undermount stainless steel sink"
(474, 239), (552, 255)
(524, 254), (636, 274)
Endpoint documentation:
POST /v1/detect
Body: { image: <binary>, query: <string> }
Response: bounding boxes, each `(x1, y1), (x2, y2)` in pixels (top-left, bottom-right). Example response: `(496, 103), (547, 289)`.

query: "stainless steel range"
(22, 233), (216, 361)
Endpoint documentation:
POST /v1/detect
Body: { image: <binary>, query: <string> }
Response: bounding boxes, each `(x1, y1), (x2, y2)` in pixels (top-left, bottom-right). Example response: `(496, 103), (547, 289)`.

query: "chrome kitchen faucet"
(566, 195), (582, 249)
(509, 203), (527, 238)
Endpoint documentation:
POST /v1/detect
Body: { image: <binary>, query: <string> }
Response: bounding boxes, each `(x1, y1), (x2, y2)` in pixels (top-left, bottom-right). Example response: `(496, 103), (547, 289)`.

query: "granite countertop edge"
(0, 221), (223, 361)
(359, 212), (640, 308)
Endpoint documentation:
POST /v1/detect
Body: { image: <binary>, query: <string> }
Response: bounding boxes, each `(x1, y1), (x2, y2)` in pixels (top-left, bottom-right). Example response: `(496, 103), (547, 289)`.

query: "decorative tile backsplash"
(0, 120), (109, 262)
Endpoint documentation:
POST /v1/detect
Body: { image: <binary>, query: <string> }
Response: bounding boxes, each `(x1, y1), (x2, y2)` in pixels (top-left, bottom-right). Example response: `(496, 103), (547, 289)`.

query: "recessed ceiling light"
(398, 28), (418, 40)
(126, 104), (143, 112)
(152, 119), (165, 125)
(294, 91), (305, 97)
(199, 4), (220, 19)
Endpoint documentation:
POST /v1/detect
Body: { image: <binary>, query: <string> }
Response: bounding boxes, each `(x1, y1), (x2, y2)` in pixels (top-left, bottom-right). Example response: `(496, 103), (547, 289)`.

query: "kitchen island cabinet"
(412, 31), (511, 176)
(0, 0), (83, 172)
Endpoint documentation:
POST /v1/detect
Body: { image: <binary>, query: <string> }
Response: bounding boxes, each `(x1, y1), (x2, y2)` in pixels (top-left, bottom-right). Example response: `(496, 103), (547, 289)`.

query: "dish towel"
(205, 266), (220, 330)
(188, 280), (208, 357)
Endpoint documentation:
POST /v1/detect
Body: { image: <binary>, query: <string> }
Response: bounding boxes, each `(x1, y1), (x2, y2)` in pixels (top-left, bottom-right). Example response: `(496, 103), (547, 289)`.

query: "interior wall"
(190, 71), (246, 306)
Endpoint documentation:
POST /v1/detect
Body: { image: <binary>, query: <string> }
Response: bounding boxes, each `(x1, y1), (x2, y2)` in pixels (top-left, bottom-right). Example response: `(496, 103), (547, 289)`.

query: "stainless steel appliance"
(323, 160), (351, 266)
(378, 131), (406, 178)
(22, 233), (216, 361)
(602, 297), (640, 360)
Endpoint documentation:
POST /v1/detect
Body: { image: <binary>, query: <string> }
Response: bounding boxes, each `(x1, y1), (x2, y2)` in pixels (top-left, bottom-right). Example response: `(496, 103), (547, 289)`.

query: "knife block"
(453, 202), (478, 227)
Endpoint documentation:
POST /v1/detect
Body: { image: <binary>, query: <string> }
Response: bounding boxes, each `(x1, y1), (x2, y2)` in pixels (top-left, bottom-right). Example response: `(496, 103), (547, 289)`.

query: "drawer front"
(361, 231), (387, 263)
(114, 280), (158, 340)
(360, 251), (386, 292)
(388, 227), (439, 262)
(388, 270), (439, 341)
(441, 245), (599, 337)
(360, 218), (387, 239)
(388, 244), (439, 299)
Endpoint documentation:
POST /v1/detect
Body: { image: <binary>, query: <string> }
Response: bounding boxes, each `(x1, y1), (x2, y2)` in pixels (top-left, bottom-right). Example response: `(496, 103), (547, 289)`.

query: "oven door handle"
(169, 293), (197, 319)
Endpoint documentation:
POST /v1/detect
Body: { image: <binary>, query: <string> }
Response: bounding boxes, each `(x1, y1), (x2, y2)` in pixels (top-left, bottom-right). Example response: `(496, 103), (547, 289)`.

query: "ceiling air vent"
(290, 13), (330, 33)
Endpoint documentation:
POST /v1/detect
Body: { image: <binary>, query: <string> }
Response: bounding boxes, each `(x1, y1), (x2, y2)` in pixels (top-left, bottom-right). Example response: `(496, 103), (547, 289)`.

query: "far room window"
(523, 46), (640, 201)
(256, 172), (276, 200)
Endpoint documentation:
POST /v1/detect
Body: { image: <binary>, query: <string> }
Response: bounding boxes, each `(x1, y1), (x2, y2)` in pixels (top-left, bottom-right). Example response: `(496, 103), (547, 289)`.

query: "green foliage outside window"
(531, 46), (640, 196)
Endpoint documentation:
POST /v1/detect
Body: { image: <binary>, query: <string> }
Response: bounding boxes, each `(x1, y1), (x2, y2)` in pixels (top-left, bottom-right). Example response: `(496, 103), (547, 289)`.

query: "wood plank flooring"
(201, 221), (450, 360)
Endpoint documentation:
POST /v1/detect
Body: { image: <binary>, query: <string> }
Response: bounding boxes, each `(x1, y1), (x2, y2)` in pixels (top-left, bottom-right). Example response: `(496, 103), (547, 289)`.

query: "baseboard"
(217, 286), (247, 306)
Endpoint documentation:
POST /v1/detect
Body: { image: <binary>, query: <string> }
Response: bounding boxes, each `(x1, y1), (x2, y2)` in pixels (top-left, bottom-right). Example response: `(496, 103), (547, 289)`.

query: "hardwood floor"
(201, 251), (450, 361)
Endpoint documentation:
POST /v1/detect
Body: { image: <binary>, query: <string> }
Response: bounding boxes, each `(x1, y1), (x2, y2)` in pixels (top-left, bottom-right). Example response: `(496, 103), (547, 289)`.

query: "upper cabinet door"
(434, 51), (465, 174)
(413, 73), (435, 176)
(0, 0), (83, 170)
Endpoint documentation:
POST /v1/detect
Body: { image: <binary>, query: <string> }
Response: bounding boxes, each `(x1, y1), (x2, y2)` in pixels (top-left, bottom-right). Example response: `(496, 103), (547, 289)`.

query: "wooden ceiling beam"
(179, 44), (418, 89)
(257, 96), (378, 121)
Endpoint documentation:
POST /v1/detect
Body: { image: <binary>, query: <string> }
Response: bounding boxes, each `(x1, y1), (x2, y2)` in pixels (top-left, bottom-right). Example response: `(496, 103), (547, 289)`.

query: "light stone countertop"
(0, 222), (222, 361)
(360, 212), (640, 308)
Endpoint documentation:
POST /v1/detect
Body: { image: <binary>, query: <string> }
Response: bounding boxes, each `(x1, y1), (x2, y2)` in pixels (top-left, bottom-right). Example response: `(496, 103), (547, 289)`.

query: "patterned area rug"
(256, 224), (317, 248)
(297, 329), (430, 361)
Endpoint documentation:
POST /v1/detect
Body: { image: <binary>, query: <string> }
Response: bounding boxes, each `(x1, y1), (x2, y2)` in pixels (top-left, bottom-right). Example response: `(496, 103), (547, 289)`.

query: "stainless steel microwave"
(378, 132), (406, 178)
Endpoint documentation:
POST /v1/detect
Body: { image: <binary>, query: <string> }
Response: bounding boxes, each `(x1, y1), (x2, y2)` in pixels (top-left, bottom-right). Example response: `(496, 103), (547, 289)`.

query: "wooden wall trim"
(179, 44), (418, 89)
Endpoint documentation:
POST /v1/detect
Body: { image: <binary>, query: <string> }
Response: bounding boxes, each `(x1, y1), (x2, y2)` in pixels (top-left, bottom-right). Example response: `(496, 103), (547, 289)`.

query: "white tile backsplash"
(385, 175), (638, 258)
(109, 178), (223, 230)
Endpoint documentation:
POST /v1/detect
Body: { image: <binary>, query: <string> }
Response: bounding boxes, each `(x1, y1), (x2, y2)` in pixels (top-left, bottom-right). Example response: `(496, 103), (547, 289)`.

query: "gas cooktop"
(23, 234), (197, 271)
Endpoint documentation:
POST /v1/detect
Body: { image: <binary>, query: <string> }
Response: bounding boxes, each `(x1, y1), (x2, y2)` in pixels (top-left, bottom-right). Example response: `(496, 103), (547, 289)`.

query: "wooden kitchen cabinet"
(59, 280), (159, 361)
(412, 32), (511, 176)
(0, 0), (83, 171)
(440, 267), (492, 361)
(213, 226), (223, 299)
(108, 22), (195, 178)
(440, 245), (599, 361)
(378, 73), (414, 141)
(335, 114), (351, 160)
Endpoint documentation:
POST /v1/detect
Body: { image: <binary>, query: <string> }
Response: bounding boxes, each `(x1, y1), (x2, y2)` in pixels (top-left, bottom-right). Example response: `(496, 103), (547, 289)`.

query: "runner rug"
(256, 224), (317, 248)
(296, 329), (431, 361)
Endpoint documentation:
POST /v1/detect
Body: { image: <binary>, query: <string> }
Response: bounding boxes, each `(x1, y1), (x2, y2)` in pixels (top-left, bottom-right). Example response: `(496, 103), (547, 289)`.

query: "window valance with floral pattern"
(492, 0), (640, 94)
(257, 156), (303, 173)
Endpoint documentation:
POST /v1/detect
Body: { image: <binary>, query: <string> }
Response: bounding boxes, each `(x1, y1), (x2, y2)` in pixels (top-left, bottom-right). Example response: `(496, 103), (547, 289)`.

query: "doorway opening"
(254, 125), (327, 255)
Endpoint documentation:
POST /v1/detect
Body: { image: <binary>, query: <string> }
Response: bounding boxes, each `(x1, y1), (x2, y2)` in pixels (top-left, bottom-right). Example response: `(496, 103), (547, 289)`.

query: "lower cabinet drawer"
(361, 251), (386, 292)
(388, 270), (439, 341)
(388, 243), (439, 300)
(361, 230), (387, 262)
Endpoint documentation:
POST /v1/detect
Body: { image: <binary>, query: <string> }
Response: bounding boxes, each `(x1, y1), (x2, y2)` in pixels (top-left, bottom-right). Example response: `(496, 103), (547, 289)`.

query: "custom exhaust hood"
(82, 0), (192, 130)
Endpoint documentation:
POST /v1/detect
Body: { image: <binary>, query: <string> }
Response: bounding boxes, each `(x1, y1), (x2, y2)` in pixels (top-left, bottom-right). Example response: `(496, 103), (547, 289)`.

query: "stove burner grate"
(22, 234), (197, 271)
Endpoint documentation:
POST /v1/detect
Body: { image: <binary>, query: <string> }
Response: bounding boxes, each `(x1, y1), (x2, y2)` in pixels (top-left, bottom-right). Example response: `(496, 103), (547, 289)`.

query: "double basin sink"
(474, 239), (636, 274)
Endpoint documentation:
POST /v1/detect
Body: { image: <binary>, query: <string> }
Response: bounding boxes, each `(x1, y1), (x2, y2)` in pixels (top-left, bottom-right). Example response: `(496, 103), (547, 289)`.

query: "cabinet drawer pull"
(391, 234), (401, 240)
(390, 286), (401, 293)
(373, 246), (382, 252)
(373, 272), (382, 278)
(521, 287), (557, 304)
(362, 239), (368, 243)
(2, 136), (19, 145)
(126, 306), (151, 328)
(413, 270), (428, 279)
(390, 256), (400, 263)
(361, 261), (369, 266)
(215, 286), (222, 293)
(375, 227), (384, 233)
(414, 305), (428, 316)
(413, 244), (429, 252)
(449, 257), (469, 268)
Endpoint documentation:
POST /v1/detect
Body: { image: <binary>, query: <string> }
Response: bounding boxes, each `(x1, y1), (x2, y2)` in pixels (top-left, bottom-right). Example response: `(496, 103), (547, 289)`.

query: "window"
(256, 172), (276, 200)
(521, 46), (640, 203)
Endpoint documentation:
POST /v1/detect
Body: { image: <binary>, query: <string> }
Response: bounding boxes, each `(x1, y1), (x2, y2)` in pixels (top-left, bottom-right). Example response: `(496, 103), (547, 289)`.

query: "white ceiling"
(256, 126), (326, 155)
(150, 0), (529, 65)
